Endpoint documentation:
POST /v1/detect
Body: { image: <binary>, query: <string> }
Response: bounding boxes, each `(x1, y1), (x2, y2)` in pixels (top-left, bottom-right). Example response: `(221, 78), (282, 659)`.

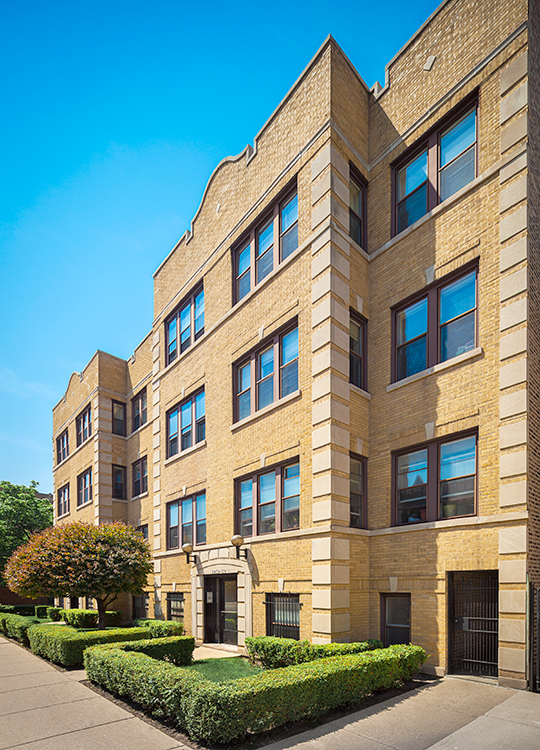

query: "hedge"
(85, 643), (426, 742)
(85, 635), (194, 668)
(35, 605), (48, 618)
(132, 619), (184, 637)
(0, 604), (36, 616)
(0, 613), (41, 646)
(27, 624), (157, 667)
(245, 636), (383, 668)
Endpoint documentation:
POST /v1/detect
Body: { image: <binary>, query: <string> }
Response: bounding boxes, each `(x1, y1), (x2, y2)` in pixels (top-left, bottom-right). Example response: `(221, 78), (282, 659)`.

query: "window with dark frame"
(393, 265), (477, 382)
(349, 313), (366, 390)
(349, 169), (366, 248)
(394, 100), (477, 235)
(167, 592), (184, 622)
(236, 460), (299, 537)
(132, 456), (148, 497)
(56, 429), (69, 464)
(57, 484), (70, 517)
(112, 465), (126, 499)
(394, 432), (477, 526)
(167, 492), (206, 549)
(165, 285), (204, 366)
(132, 388), (147, 431)
(381, 594), (411, 646)
(137, 524), (148, 541)
(167, 389), (205, 458)
(265, 593), (300, 639)
(350, 455), (366, 528)
(234, 324), (298, 422)
(133, 593), (149, 620)
(77, 468), (92, 507)
(112, 401), (126, 436)
(233, 188), (298, 304)
(76, 405), (92, 446)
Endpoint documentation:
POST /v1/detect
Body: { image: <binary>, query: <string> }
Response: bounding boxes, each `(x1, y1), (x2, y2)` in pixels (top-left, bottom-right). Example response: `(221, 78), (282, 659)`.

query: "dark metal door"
(530, 584), (539, 692)
(203, 575), (237, 644)
(449, 571), (498, 677)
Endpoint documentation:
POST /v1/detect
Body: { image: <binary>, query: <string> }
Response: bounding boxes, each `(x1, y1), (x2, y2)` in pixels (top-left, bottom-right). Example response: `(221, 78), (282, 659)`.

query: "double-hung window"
(112, 401), (126, 436)
(394, 100), (477, 234)
(167, 593), (184, 622)
(77, 468), (92, 507)
(56, 429), (69, 464)
(349, 313), (366, 390)
(350, 455), (366, 528)
(167, 492), (206, 549)
(394, 266), (477, 382)
(234, 188), (298, 303)
(165, 286), (204, 365)
(132, 388), (148, 431)
(235, 324), (298, 422)
(394, 432), (476, 525)
(132, 457), (148, 497)
(57, 484), (70, 517)
(349, 168), (366, 248)
(76, 405), (92, 446)
(236, 460), (299, 537)
(382, 594), (411, 646)
(167, 389), (205, 458)
(112, 465), (126, 499)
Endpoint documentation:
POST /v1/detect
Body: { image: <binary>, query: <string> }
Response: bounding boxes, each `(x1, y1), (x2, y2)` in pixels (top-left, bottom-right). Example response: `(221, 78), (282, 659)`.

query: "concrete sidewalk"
(2, 635), (540, 750)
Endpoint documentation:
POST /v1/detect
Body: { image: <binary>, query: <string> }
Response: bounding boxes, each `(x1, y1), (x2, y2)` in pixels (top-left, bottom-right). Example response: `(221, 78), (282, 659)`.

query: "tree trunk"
(96, 598), (107, 630)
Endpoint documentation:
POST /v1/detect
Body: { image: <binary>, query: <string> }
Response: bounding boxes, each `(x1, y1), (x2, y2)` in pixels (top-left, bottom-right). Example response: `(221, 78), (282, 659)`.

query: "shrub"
(0, 604), (16, 614)
(85, 635), (195, 667)
(105, 610), (123, 627)
(0, 613), (40, 646)
(244, 636), (383, 668)
(63, 609), (98, 628)
(35, 605), (48, 618)
(133, 620), (183, 637)
(46, 606), (63, 622)
(0, 604), (36, 616)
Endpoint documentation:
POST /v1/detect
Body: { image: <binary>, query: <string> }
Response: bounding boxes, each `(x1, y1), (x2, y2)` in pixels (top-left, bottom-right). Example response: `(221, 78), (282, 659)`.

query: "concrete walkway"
(2, 635), (540, 749)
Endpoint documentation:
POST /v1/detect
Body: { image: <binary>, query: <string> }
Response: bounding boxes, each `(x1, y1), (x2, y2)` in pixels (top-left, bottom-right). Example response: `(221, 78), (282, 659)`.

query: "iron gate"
(530, 584), (540, 692)
(265, 593), (301, 639)
(449, 571), (498, 677)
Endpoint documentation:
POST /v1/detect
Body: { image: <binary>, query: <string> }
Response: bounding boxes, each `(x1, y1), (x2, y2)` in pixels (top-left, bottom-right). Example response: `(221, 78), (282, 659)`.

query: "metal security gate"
(449, 571), (498, 677)
(265, 593), (300, 639)
(530, 585), (540, 692)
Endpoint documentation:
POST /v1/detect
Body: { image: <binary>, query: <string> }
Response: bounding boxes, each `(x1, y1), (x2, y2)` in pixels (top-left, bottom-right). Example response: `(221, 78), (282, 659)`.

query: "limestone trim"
(368, 510), (528, 536)
(230, 390), (301, 432)
(386, 347), (483, 391)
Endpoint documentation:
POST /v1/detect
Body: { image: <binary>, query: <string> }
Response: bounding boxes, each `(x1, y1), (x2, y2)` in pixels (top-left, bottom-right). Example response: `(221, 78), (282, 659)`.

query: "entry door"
(449, 571), (498, 677)
(204, 575), (238, 644)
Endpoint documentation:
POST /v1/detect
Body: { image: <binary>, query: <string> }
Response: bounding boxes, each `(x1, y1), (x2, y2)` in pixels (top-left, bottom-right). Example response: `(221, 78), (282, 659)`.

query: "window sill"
(386, 347), (483, 392)
(230, 390), (301, 431)
(131, 491), (149, 502)
(56, 511), (70, 521)
(76, 501), (92, 511)
(130, 421), (149, 438)
(350, 384), (371, 400)
(54, 435), (95, 472)
(164, 440), (207, 466)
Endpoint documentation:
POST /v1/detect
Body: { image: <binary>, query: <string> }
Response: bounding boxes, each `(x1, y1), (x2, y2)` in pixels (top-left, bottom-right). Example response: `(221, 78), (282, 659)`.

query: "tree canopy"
(0, 480), (53, 584)
(5, 521), (152, 628)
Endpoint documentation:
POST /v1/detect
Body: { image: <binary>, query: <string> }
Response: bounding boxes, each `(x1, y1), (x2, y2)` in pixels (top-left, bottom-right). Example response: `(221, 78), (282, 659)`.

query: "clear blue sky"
(0, 0), (441, 493)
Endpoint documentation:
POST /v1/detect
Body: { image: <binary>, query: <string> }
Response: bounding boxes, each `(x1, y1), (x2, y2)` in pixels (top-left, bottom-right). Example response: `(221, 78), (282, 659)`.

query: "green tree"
(0, 480), (53, 584)
(5, 521), (152, 629)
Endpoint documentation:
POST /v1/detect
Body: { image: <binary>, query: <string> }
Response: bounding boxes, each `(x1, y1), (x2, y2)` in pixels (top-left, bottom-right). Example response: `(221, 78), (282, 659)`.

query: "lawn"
(187, 656), (263, 682)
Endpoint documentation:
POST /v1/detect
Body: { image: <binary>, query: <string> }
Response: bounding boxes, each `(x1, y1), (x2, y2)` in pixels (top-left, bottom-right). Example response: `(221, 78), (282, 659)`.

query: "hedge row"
(132, 619), (184, 637)
(85, 643), (427, 743)
(0, 604), (36, 616)
(0, 613), (40, 646)
(62, 609), (123, 628)
(245, 636), (383, 668)
(85, 635), (194, 667)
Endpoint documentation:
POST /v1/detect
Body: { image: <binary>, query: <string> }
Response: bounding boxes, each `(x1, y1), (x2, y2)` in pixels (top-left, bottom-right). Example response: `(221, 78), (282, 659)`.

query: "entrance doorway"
(448, 570), (498, 677)
(204, 575), (238, 645)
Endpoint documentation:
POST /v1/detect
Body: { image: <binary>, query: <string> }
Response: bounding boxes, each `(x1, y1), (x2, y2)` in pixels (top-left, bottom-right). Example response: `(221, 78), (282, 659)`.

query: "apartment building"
(52, 0), (539, 689)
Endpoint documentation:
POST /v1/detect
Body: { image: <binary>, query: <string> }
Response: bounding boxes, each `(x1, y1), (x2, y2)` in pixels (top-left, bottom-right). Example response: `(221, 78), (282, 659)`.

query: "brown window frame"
(112, 400), (126, 436)
(76, 405), (92, 446)
(56, 429), (69, 465)
(392, 429), (477, 526)
(166, 388), (205, 458)
(112, 465), (126, 499)
(350, 453), (367, 529)
(381, 593), (411, 647)
(349, 165), (367, 250)
(132, 456), (148, 498)
(392, 94), (478, 237)
(136, 523), (148, 541)
(166, 491), (206, 550)
(133, 593), (149, 620)
(232, 183), (298, 305)
(57, 483), (70, 517)
(235, 458), (300, 538)
(391, 261), (478, 383)
(76, 467), (93, 507)
(167, 592), (184, 622)
(132, 388), (148, 432)
(349, 310), (367, 391)
(165, 284), (204, 366)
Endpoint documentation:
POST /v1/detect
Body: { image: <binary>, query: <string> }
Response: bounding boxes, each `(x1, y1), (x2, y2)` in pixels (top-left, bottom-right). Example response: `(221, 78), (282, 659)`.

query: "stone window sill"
(350, 384), (371, 400)
(164, 440), (207, 466)
(230, 390), (301, 432)
(386, 347), (483, 392)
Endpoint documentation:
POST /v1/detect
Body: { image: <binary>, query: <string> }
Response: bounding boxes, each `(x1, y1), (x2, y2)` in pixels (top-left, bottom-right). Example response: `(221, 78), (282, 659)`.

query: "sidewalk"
(2, 634), (540, 750)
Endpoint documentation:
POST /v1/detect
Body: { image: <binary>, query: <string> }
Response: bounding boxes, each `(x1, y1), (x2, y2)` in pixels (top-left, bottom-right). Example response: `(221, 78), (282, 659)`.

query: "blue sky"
(0, 0), (441, 492)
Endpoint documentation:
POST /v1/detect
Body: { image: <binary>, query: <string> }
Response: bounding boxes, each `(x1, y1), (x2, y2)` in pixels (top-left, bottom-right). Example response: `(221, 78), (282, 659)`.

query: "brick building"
(52, 0), (539, 688)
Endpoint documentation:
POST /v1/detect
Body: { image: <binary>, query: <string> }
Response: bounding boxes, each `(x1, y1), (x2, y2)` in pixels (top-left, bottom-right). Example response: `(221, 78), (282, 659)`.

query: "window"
(132, 388), (147, 431)
(265, 593), (300, 639)
(56, 429), (69, 464)
(167, 389), (205, 458)
(394, 102), (477, 234)
(137, 524), (148, 541)
(349, 169), (366, 248)
(76, 405), (92, 446)
(77, 468), (92, 507)
(394, 432), (476, 525)
(167, 593), (184, 622)
(382, 594), (411, 646)
(236, 460), (299, 537)
(234, 189), (298, 303)
(393, 266), (477, 382)
(112, 465), (126, 499)
(165, 286), (204, 365)
(349, 313), (366, 390)
(235, 324), (298, 422)
(167, 492), (206, 549)
(132, 457), (148, 497)
(133, 593), (149, 620)
(57, 484), (70, 517)
(112, 401), (126, 436)
(350, 455), (366, 528)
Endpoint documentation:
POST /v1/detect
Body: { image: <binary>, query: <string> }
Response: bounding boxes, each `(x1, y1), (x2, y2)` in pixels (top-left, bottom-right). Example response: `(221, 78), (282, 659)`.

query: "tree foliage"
(5, 521), (152, 629)
(0, 480), (53, 584)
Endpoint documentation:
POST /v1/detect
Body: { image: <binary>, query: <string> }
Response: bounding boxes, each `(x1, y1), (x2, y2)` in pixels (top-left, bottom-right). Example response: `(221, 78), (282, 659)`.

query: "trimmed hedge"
(133, 619), (184, 637)
(35, 605), (48, 618)
(0, 613), (41, 646)
(104, 610), (123, 627)
(46, 607), (63, 622)
(245, 636), (383, 668)
(85, 643), (426, 742)
(85, 635), (195, 667)
(63, 609), (98, 628)
(0, 604), (36, 616)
